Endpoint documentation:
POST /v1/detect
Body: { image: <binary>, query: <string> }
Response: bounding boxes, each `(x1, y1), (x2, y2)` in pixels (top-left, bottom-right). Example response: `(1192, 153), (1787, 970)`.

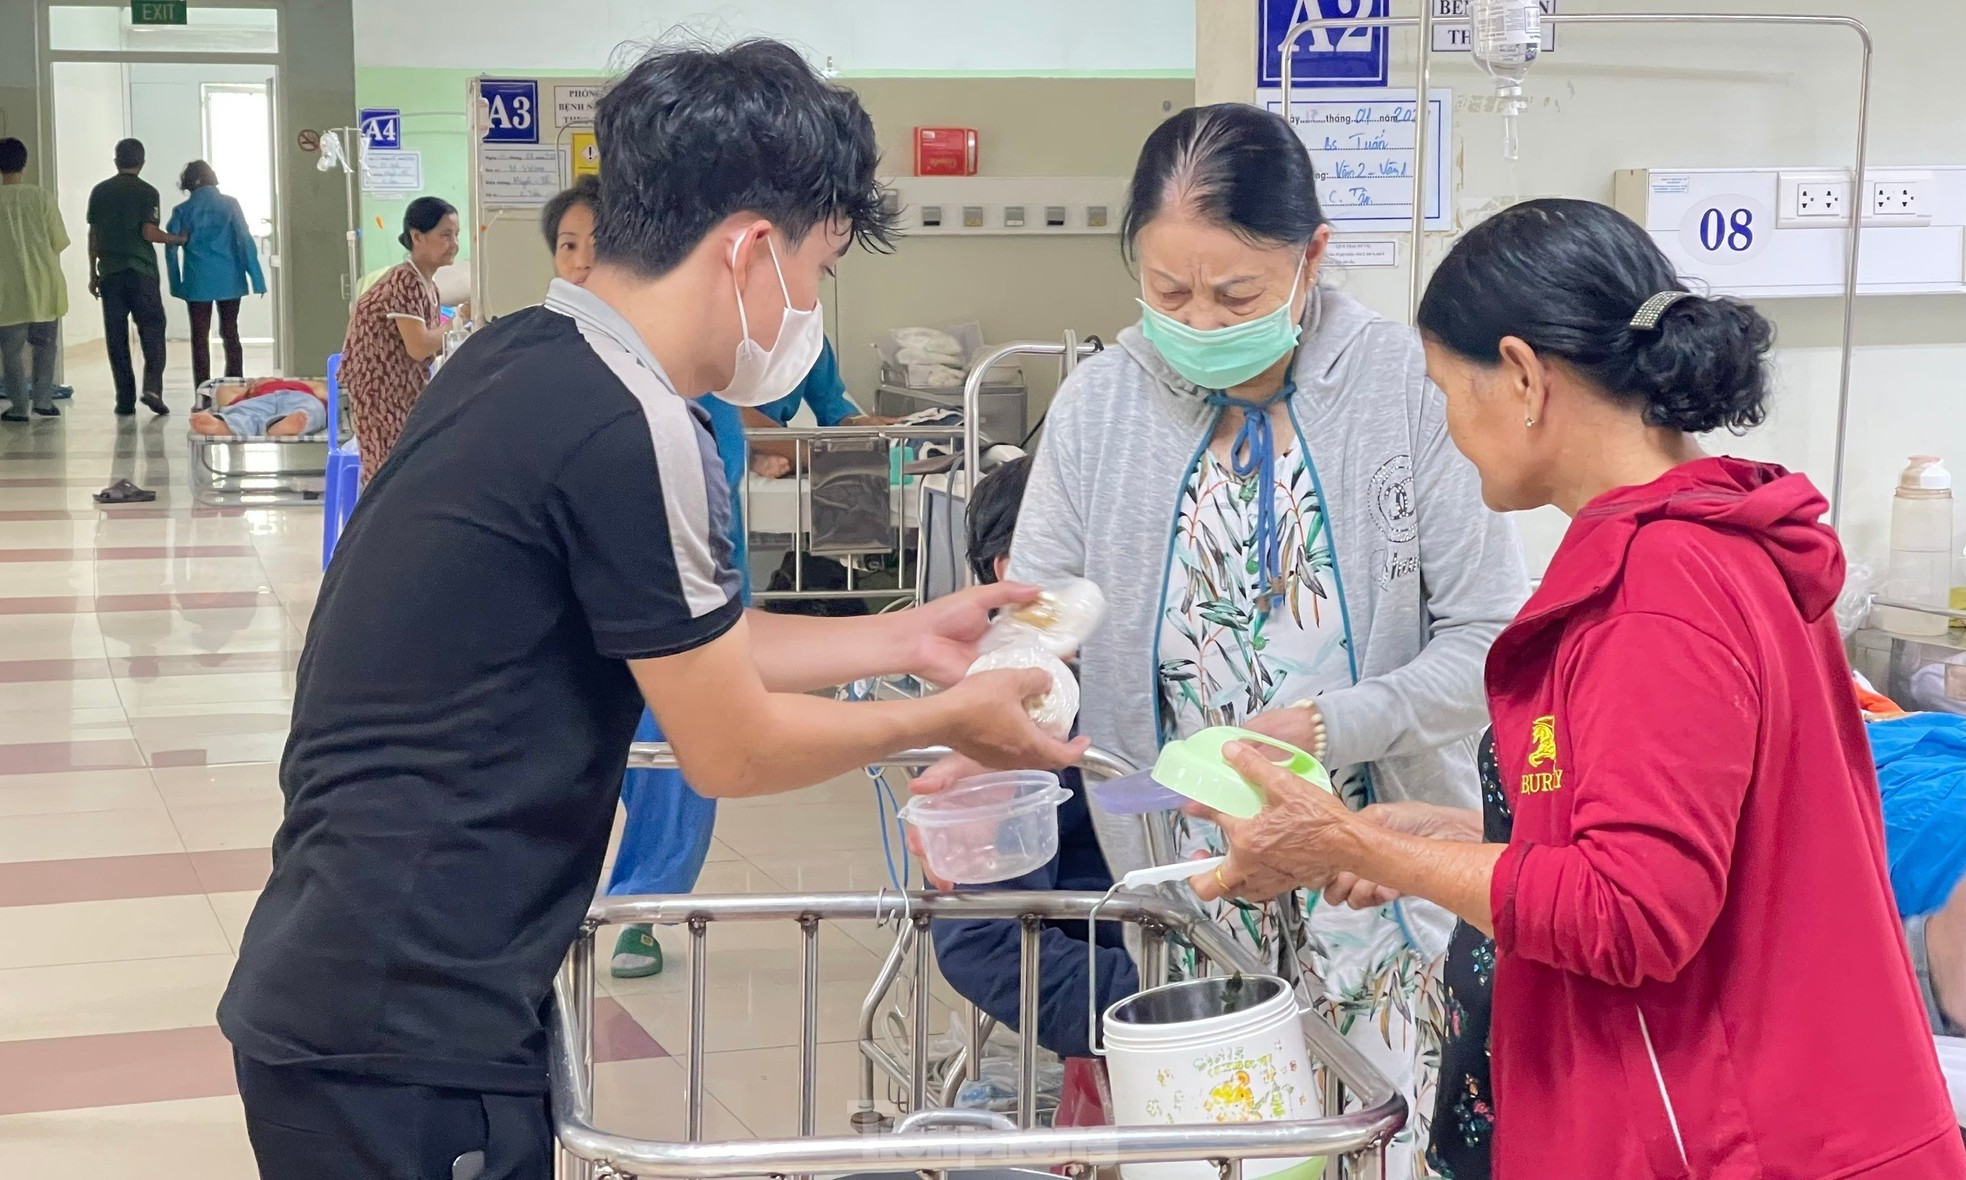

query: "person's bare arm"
(744, 581), (1039, 692)
(390, 314), (445, 361)
(1319, 800), (1485, 910)
(1189, 745), (1504, 935)
(87, 228), (100, 297)
(1330, 825), (1506, 936)
(633, 614), (1083, 799)
(742, 404), (798, 466)
(141, 223), (187, 246)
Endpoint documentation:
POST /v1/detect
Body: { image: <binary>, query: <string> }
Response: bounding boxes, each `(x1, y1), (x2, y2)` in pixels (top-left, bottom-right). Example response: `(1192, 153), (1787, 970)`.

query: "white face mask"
(714, 236), (825, 407)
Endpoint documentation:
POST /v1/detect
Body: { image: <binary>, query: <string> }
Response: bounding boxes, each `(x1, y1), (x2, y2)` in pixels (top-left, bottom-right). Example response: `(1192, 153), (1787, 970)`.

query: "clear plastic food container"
(898, 770), (1069, 884)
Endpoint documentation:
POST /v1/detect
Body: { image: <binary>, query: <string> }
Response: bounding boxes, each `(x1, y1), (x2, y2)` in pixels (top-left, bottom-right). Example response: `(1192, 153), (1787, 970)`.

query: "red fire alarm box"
(914, 127), (979, 176)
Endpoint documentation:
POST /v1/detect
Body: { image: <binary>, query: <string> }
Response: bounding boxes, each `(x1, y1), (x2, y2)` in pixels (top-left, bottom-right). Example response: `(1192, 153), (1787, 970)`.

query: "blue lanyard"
(1204, 373), (1296, 612)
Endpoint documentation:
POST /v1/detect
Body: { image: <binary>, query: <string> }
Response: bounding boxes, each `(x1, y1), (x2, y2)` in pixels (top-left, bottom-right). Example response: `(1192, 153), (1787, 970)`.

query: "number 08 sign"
(1677, 194), (1771, 265)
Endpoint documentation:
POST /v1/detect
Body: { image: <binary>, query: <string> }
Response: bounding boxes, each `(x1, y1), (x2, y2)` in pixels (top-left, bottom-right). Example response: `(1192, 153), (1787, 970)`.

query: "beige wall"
(833, 77), (1197, 420)
(1194, 0), (1966, 576)
(280, 0), (360, 372)
(1194, 0), (1255, 107)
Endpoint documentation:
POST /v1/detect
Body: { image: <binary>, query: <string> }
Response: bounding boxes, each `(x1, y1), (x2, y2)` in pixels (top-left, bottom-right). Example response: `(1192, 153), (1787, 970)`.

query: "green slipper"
(610, 924), (664, 979)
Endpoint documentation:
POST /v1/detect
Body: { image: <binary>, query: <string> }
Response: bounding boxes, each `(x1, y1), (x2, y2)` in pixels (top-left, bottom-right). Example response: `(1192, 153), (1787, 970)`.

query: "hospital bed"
(737, 417), (966, 609)
(185, 377), (330, 507)
(739, 333), (1100, 609)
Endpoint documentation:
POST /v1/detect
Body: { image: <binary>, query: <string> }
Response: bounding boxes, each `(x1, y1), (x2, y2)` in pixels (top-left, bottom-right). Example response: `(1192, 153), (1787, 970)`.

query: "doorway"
(41, 3), (288, 376)
(200, 81), (275, 345)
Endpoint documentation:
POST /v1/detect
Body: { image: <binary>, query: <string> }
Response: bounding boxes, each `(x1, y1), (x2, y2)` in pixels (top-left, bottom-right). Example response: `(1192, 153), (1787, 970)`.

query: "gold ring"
(1214, 866), (1231, 892)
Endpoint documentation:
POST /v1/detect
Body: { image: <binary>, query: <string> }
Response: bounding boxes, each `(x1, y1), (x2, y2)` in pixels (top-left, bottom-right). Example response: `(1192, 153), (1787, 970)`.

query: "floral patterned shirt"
(1428, 731), (1508, 1180)
(1156, 440), (1450, 1177)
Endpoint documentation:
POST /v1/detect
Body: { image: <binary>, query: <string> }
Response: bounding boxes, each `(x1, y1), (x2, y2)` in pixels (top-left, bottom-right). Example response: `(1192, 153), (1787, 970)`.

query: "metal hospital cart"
(551, 743), (1408, 1180)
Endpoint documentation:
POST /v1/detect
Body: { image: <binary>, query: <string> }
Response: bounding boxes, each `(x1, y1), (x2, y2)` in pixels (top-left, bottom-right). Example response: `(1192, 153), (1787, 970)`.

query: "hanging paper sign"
(554, 85), (602, 129)
(1431, 0), (1559, 53)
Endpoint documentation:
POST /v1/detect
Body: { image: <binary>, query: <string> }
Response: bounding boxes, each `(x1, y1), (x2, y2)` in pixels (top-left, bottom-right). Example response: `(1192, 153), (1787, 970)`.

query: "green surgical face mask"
(1137, 257), (1307, 390)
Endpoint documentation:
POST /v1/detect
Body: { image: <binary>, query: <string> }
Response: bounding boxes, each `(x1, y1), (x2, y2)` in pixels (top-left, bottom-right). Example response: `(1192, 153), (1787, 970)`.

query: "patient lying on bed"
(190, 378), (328, 438)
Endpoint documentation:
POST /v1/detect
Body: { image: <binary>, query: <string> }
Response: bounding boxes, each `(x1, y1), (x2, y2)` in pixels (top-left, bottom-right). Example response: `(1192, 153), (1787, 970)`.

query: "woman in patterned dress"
(916, 105), (1526, 1175)
(337, 196), (465, 482)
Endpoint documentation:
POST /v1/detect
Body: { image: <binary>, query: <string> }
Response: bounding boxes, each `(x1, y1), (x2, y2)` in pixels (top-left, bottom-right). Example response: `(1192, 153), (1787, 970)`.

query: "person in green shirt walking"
(87, 138), (185, 417)
(0, 138), (70, 422)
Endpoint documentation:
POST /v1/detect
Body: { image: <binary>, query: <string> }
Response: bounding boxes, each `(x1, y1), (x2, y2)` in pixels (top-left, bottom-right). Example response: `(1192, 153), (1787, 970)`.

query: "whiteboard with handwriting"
(1257, 88), (1452, 233)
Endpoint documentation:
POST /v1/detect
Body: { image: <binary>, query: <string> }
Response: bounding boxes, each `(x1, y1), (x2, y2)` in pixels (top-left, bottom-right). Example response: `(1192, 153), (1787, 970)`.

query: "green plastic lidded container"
(1149, 726), (1333, 819)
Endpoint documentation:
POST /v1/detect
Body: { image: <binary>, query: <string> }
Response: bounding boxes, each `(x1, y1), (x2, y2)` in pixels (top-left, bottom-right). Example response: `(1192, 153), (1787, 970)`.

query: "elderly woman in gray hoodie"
(923, 103), (1526, 1171)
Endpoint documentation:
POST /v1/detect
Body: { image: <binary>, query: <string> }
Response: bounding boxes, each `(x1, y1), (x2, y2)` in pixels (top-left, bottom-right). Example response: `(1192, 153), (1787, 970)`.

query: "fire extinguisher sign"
(1259, 0), (1392, 90)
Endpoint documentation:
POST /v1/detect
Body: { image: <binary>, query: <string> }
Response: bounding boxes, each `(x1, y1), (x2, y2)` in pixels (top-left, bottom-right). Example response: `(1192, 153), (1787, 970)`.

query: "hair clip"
(1629, 291), (1693, 332)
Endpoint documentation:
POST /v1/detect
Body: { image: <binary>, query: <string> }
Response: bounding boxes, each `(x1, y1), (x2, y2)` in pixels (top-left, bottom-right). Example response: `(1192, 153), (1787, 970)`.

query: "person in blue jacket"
(165, 160), (265, 389)
(924, 455), (1137, 1058)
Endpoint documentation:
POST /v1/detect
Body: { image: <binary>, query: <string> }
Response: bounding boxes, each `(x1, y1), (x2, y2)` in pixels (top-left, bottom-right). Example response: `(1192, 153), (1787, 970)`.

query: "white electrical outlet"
(1777, 170), (1852, 228)
(1863, 169), (1937, 226)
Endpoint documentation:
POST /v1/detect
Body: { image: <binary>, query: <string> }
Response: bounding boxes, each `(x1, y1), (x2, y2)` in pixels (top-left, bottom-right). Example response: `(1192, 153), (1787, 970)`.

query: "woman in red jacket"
(1192, 198), (1964, 1178)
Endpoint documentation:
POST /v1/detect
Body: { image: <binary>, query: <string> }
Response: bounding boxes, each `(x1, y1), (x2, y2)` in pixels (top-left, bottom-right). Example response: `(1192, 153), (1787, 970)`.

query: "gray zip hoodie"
(1007, 286), (1528, 948)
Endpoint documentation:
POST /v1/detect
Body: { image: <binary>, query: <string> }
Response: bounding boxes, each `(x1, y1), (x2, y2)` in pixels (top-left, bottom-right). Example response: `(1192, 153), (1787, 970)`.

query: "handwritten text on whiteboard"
(1257, 88), (1453, 233)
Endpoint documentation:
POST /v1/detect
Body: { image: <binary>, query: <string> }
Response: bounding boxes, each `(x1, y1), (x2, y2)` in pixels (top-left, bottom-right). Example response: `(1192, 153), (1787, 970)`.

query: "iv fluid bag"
(1470, 0), (1543, 85)
(1469, 0), (1541, 160)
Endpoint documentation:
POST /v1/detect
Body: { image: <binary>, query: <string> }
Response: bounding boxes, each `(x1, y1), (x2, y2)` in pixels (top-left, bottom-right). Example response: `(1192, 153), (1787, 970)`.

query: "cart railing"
(555, 745), (1406, 1179)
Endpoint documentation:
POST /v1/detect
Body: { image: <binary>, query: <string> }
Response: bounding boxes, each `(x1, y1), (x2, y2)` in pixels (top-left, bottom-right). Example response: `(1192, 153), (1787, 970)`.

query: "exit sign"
(132, 1), (187, 25)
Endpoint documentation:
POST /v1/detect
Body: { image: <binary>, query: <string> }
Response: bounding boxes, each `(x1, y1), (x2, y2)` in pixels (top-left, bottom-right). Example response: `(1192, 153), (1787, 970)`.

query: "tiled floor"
(0, 347), (939, 1174)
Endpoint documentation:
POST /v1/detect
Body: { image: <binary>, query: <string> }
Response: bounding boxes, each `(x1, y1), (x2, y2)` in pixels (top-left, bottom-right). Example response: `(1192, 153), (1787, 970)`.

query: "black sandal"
(93, 479), (158, 505)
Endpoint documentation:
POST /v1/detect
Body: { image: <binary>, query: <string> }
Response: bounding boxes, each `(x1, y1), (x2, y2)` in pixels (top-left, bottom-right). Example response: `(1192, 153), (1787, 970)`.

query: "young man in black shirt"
(218, 40), (1081, 1179)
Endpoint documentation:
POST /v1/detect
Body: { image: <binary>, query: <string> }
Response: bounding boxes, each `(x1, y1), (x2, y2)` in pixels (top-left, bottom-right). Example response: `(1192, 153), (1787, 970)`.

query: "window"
(203, 83), (274, 237)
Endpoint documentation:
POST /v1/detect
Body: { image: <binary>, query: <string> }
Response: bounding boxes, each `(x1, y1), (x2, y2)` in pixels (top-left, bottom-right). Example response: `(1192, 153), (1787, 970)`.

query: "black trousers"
(186, 297), (243, 388)
(99, 269), (167, 410)
(234, 1053), (554, 1180)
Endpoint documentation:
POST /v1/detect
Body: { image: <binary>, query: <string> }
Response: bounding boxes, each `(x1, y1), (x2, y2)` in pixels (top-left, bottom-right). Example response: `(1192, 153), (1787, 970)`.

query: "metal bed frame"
(739, 419), (964, 608)
(745, 334), (1100, 607)
(184, 380), (329, 507)
(552, 744), (1406, 1180)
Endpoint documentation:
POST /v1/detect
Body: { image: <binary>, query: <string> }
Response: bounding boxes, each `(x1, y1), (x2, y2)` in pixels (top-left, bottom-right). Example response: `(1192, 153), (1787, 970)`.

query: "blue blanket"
(1869, 714), (1966, 918)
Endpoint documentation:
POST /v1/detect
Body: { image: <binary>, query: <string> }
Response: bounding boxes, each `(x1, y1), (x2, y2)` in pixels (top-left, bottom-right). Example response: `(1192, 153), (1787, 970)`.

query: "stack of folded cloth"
(890, 326), (967, 388)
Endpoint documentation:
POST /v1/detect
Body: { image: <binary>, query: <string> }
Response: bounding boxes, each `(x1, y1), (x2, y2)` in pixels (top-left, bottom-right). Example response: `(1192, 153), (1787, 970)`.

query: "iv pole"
(1277, 11), (1874, 530)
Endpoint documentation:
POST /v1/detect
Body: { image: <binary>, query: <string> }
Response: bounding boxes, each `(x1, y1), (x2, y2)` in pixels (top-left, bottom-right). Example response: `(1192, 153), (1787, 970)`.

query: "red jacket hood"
(1525, 456), (1843, 632)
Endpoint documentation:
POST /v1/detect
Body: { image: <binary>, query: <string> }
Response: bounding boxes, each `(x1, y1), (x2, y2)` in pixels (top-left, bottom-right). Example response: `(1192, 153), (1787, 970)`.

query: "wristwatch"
(1286, 698), (1330, 763)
